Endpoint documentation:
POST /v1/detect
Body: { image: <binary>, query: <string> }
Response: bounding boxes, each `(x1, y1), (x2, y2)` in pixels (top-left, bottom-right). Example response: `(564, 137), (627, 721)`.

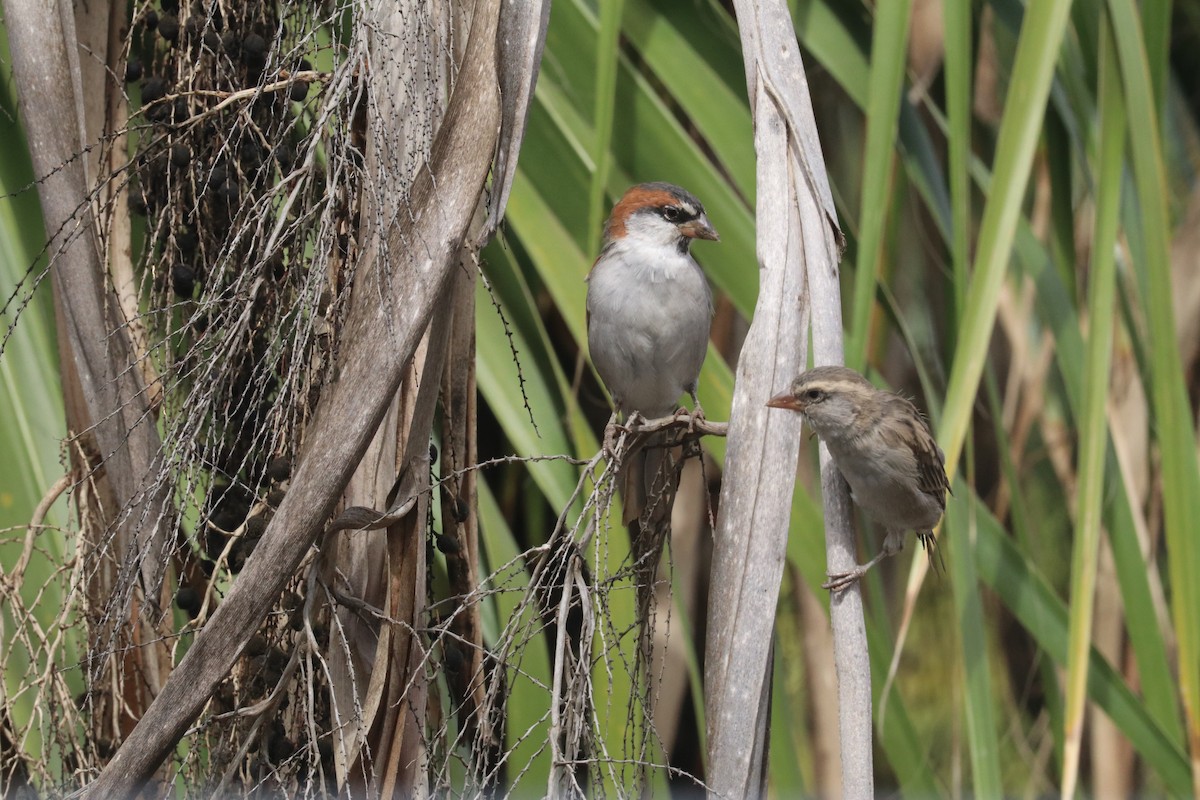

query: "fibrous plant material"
(94, 0), (367, 790)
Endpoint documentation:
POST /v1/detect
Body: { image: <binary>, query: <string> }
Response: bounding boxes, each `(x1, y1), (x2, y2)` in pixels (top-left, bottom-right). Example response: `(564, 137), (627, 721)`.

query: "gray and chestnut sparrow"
(767, 366), (951, 591)
(586, 182), (718, 521)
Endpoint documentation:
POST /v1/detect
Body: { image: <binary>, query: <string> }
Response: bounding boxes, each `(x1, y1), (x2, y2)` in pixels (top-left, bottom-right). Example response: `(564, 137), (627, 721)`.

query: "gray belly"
(587, 268), (710, 417)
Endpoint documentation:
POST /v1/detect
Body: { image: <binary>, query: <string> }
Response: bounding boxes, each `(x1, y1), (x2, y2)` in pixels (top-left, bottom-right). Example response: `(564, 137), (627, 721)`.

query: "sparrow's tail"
(621, 437), (683, 527)
(916, 531), (945, 575)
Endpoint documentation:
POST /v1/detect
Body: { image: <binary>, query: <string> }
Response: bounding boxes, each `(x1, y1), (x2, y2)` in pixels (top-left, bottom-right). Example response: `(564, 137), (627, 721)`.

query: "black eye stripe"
(659, 204), (698, 222)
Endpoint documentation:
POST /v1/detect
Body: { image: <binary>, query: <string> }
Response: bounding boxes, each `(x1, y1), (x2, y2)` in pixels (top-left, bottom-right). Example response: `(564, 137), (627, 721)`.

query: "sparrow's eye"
(661, 206), (682, 222)
(804, 388), (824, 402)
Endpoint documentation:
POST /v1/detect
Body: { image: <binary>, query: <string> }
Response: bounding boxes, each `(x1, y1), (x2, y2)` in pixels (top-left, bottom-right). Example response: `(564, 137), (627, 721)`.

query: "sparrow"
(767, 366), (951, 591)
(585, 182), (718, 522)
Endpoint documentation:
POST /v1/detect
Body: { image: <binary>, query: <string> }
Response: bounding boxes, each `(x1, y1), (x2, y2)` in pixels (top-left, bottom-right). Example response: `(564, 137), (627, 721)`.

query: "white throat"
(604, 236), (694, 284)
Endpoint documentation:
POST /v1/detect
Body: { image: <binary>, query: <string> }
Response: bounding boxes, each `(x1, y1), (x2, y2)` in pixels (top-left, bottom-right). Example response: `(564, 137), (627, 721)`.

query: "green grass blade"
(790, 0), (869, 107)
(869, 615), (940, 792)
(0, 54), (72, 771)
(933, 10), (1073, 785)
(973, 499), (1192, 794)
(938, 1), (1073, 480)
(621, 0), (755, 200)
(846, 0), (912, 369)
(944, 0), (972, 328)
(475, 475), (554, 791)
(770, 583), (815, 795)
(948, 487), (1003, 795)
(0, 53), (66, 524)
(475, 276), (577, 511)
(1025, 225), (1185, 751)
(1061, 15), (1125, 794)
(787, 2), (1188, 789)
(1108, 0), (1200, 787)
(1140, 0), (1171, 117)
(585, 0), (623, 257)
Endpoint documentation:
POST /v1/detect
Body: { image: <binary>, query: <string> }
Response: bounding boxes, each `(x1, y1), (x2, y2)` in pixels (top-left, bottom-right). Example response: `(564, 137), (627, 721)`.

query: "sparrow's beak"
(766, 390), (802, 411)
(680, 215), (719, 242)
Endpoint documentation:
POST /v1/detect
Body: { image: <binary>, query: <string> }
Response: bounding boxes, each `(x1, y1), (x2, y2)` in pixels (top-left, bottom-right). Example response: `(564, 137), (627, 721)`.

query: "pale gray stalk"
(707, 1), (869, 798)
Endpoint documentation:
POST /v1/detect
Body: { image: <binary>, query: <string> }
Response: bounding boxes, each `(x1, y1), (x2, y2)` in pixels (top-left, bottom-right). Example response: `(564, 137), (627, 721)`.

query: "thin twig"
(11, 473), (72, 583)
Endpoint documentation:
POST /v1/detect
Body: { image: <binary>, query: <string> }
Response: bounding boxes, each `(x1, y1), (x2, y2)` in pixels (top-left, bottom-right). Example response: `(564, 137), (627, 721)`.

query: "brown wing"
(879, 395), (950, 508)
(913, 429), (951, 501)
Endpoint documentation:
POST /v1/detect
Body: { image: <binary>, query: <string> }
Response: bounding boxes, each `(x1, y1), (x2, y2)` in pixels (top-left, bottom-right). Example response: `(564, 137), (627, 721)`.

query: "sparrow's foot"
(601, 411), (623, 457)
(602, 423), (619, 458)
(821, 547), (891, 593)
(672, 402), (705, 433)
(611, 411), (645, 438)
(821, 567), (870, 593)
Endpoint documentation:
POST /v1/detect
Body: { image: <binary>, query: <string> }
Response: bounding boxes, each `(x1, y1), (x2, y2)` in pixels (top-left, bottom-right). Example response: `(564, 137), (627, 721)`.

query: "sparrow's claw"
(602, 423), (619, 459)
(611, 410), (645, 437)
(821, 568), (868, 593)
(672, 402), (705, 434)
(822, 549), (890, 593)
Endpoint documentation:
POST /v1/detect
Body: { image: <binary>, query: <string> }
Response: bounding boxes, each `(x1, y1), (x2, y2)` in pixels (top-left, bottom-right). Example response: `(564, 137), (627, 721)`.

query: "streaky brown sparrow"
(586, 182), (718, 522)
(767, 365), (950, 591)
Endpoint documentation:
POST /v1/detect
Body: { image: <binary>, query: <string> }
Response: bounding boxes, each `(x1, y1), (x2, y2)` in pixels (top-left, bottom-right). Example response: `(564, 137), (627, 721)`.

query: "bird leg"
(616, 410), (646, 434)
(605, 410), (649, 464)
(822, 528), (906, 592)
(611, 411), (654, 474)
(670, 390), (705, 434)
(602, 411), (621, 457)
(689, 389), (705, 423)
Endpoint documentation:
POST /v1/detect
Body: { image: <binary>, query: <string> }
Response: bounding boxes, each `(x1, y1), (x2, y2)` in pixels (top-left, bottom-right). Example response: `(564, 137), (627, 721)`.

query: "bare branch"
(619, 413), (729, 440)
